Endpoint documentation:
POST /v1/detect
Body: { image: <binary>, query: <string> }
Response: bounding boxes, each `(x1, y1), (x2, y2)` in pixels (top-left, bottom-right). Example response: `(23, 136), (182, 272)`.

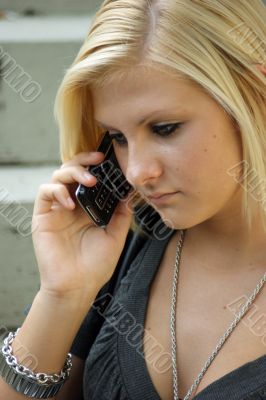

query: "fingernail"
(84, 172), (93, 180)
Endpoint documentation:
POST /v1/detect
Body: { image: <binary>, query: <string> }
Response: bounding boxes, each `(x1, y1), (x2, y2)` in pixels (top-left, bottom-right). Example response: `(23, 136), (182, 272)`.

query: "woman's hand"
(31, 151), (134, 299)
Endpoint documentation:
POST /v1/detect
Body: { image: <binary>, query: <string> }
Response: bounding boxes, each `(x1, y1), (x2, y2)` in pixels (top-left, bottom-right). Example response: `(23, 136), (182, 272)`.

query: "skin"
(91, 64), (266, 273)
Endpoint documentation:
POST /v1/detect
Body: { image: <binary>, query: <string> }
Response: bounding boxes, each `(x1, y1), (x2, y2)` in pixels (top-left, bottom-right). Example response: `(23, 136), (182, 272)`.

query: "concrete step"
(0, 165), (57, 327)
(0, 0), (103, 16)
(0, 16), (92, 164)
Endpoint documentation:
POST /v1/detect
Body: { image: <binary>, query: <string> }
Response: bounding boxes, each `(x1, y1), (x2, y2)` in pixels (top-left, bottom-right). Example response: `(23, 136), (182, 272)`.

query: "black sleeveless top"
(70, 230), (266, 400)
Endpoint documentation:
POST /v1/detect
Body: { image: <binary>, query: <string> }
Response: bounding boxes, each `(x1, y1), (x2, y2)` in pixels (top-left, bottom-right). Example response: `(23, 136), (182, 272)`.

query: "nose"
(125, 145), (163, 188)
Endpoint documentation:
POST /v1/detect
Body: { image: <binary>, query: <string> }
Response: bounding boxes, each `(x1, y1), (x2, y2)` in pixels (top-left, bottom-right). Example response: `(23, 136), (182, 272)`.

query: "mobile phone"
(75, 132), (133, 228)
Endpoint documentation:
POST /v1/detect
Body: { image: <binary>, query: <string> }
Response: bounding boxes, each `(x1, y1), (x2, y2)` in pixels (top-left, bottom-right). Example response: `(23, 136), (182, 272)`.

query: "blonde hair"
(54, 0), (266, 233)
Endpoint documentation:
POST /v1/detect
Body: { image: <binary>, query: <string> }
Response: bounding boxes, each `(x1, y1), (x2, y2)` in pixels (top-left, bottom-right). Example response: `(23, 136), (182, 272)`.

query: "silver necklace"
(170, 229), (266, 400)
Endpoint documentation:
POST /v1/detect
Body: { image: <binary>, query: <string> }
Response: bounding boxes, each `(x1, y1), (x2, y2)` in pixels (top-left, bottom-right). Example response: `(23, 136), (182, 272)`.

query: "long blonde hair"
(54, 0), (266, 232)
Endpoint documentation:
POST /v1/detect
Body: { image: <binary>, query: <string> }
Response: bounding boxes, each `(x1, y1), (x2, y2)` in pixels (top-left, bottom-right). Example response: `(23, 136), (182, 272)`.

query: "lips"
(141, 192), (180, 206)
(145, 192), (177, 200)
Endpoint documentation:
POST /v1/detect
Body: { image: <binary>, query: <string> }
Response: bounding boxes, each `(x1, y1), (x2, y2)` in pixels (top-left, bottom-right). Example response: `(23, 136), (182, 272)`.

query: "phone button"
(85, 206), (101, 223)
(78, 186), (85, 194)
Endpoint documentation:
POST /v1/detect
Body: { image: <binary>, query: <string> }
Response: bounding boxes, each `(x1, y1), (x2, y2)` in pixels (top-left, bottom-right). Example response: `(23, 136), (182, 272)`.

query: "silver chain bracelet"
(2, 328), (72, 384)
(0, 327), (73, 398)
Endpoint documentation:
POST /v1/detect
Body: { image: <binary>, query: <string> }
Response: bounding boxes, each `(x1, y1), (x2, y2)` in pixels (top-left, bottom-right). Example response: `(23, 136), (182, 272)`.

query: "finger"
(34, 183), (75, 215)
(51, 165), (98, 187)
(60, 152), (104, 169)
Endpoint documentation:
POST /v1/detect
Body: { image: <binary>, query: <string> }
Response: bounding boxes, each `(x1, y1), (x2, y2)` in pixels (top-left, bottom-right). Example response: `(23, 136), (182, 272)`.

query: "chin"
(157, 209), (199, 231)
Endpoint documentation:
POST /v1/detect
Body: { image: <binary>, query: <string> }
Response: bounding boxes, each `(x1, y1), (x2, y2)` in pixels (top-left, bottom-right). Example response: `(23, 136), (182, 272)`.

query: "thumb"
(105, 197), (134, 238)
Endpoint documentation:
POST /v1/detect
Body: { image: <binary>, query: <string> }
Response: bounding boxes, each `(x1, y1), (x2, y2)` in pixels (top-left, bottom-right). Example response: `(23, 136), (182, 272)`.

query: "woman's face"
(91, 66), (243, 230)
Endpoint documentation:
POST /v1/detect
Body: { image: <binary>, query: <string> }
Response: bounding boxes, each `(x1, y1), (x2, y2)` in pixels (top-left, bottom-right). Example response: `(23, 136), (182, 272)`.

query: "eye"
(109, 132), (127, 146)
(152, 122), (182, 136)
(109, 122), (182, 146)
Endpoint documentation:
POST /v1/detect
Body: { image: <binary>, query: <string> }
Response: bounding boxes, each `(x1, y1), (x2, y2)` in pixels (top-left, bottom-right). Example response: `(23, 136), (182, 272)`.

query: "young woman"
(0, 1), (265, 399)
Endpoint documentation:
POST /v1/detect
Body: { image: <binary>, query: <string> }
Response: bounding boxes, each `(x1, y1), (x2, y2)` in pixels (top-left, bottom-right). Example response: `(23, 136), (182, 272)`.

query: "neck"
(185, 208), (266, 273)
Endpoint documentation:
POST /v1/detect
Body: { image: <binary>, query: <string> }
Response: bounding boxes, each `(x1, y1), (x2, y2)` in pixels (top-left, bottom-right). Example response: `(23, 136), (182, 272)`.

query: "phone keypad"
(76, 132), (132, 227)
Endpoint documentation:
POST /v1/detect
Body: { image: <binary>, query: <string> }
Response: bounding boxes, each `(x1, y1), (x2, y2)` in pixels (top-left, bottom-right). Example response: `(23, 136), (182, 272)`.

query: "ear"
(254, 63), (266, 76)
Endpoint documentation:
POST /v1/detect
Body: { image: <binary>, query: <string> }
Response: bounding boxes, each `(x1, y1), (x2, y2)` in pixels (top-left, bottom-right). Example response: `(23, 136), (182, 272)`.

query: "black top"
(70, 229), (266, 400)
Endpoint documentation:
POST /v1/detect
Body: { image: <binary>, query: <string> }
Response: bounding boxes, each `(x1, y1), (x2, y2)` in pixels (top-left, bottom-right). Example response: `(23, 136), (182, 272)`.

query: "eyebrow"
(94, 109), (182, 130)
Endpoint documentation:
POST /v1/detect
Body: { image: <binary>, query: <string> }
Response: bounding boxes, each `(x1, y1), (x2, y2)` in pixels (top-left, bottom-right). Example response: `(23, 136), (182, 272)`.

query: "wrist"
(37, 285), (100, 311)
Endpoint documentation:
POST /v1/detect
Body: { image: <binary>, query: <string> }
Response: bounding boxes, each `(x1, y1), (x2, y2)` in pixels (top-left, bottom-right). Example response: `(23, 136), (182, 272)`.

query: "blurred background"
(0, 0), (102, 330)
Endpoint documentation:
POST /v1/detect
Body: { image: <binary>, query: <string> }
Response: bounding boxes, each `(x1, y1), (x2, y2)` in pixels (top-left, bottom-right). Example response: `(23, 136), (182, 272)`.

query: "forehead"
(90, 66), (203, 119)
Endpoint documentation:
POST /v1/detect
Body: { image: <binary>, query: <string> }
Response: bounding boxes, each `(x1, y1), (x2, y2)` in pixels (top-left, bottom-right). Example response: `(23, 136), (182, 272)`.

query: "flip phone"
(75, 132), (133, 228)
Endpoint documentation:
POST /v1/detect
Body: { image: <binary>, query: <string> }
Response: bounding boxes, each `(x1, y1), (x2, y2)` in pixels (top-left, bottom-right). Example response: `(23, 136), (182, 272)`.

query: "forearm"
(0, 288), (98, 399)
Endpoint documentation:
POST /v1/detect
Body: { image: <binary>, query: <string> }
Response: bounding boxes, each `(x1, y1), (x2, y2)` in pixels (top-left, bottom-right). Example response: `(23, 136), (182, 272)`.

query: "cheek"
(114, 148), (128, 176)
(167, 127), (242, 196)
